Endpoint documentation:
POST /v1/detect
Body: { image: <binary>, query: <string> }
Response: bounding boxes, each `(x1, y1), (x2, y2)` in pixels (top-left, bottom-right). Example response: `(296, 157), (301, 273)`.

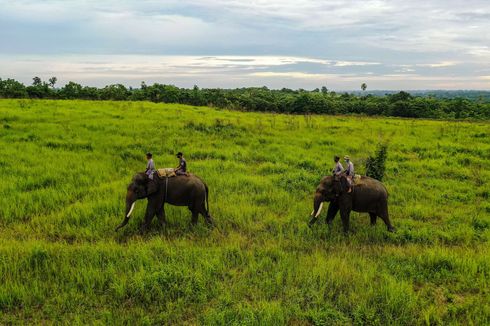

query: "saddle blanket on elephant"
(353, 174), (362, 184)
(156, 168), (176, 178)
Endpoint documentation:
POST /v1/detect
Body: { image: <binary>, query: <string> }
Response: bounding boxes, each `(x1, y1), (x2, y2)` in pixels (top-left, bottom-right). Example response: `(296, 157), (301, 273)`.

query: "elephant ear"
(339, 175), (349, 194)
(146, 177), (159, 195)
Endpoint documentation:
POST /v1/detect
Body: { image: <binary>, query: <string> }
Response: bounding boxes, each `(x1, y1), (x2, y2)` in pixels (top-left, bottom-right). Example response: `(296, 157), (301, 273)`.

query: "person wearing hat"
(175, 152), (188, 176)
(332, 155), (344, 177)
(145, 152), (156, 179)
(344, 155), (354, 192)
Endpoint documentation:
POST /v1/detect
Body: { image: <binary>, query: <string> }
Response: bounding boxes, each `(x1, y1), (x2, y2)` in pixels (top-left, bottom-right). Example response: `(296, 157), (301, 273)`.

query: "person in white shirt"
(145, 152), (156, 179)
(344, 155), (354, 193)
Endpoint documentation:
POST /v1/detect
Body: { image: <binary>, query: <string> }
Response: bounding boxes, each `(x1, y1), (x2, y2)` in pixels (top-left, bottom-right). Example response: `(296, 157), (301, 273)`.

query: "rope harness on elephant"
(165, 176), (169, 203)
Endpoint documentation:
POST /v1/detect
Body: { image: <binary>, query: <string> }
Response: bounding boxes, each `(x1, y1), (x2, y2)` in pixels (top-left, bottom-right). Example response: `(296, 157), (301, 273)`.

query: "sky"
(1, 0), (489, 90)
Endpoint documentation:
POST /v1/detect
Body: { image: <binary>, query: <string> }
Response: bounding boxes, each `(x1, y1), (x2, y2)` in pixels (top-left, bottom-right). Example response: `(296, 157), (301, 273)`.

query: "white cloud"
(2, 54), (488, 90)
(415, 61), (458, 68)
(1, 0), (490, 89)
(249, 71), (333, 79)
(334, 61), (380, 67)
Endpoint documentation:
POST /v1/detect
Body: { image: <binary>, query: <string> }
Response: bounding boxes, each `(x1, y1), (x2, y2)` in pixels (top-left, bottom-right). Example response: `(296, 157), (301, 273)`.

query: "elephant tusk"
(310, 210), (314, 216)
(126, 202), (136, 218)
(314, 202), (324, 218)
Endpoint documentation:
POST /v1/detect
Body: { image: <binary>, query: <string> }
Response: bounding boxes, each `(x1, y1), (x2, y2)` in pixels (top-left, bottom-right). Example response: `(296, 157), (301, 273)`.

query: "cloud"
(415, 61), (458, 68)
(192, 56), (332, 67)
(0, 0), (490, 89)
(2, 54), (488, 90)
(249, 71), (333, 79)
(334, 61), (380, 67)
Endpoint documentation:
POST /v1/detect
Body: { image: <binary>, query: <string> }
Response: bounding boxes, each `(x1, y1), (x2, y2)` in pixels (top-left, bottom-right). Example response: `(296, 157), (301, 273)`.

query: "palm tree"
(48, 77), (57, 88)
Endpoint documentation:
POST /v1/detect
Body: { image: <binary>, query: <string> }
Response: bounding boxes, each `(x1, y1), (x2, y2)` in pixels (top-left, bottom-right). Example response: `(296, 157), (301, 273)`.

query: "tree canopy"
(0, 77), (489, 120)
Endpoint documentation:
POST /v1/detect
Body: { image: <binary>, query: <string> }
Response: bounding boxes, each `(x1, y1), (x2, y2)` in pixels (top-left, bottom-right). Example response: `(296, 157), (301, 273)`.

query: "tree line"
(1, 77), (489, 119)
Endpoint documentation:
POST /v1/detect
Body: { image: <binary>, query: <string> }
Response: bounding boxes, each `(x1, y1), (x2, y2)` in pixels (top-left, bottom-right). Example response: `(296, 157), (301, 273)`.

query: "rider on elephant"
(145, 152), (156, 179)
(344, 155), (354, 192)
(332, 155), (344, 177)
(175, 152), (188, 176)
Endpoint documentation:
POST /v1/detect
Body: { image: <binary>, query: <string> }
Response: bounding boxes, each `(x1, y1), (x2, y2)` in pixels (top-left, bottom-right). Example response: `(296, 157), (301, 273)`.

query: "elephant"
(308, 175), (395, 233)
(115, 172), (214, 232)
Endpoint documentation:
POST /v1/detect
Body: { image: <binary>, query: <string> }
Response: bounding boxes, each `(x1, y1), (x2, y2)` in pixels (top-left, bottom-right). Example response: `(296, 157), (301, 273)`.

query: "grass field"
(0, 99), (489, 324)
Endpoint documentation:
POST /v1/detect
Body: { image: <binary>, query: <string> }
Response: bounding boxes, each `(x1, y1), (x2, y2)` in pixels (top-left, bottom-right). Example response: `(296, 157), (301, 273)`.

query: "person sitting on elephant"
(175, 152), (188, 176)
(344, 155), (354, 192)
(308, 174), (395, 233)
(145, 152), (156, 179)
(332, 155), (344, 177)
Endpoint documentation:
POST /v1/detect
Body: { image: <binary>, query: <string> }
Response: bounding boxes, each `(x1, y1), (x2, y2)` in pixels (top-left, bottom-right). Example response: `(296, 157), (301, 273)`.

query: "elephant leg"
(199, 203), (214, 227)
(190, 211), (199, 226)
(326, 202), (339, 226)
(189, 205), (199, 226)
(141, 204), (156, 233)
(369, 212), (377, 226)
(205, 214), (215, 227)
(157, 206), (166, 229)
(377, 203), (395, 232)
(340, 208), (351, 234)
(379, 212), (395, 232)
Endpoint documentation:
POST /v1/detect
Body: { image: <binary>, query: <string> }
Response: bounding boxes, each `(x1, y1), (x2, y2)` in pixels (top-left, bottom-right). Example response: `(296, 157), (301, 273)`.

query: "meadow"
(0, 99), (488, 325)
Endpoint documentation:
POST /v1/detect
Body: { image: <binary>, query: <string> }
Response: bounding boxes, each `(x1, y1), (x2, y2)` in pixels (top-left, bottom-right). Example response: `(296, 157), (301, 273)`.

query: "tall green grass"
(0, 99), (489, 324)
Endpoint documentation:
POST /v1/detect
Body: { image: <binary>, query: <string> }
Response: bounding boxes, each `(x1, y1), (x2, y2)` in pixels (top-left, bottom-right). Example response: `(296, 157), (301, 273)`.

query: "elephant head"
(309, 175), (350, 222)
(115, 173), (158, 231)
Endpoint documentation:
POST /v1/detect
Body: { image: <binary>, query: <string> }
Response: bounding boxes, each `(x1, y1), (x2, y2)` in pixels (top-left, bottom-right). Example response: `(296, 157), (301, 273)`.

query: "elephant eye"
(128, 185), (139, 193)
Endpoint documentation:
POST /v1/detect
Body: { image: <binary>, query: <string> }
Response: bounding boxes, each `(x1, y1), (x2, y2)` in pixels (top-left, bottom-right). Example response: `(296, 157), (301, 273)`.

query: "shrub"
(365, 143), (388, 181)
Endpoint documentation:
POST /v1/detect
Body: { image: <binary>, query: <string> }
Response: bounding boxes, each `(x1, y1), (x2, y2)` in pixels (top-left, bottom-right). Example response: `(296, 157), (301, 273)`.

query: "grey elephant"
(116, 172), (214, 232)
(309, 175), (395, 233)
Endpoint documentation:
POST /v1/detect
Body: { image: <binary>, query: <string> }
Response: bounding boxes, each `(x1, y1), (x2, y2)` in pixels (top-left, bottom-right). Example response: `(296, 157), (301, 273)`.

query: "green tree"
(60, 82), (83, 99)
(0, 78), (27, 98)
(48, 77), (57, 88)
(27, 77), (51, 98)
(365, 143), (388, 181)
(32, 77), (42, 86)
(100, 84), (129, 101)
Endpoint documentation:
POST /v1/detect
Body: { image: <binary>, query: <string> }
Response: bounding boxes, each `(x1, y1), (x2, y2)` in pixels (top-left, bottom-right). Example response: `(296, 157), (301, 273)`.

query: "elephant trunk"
(308, 193), (324, 227)
(115, 192), (137, 231)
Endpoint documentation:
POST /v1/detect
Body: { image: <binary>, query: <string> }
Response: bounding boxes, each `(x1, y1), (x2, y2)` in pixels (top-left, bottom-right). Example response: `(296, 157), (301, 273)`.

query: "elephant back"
(354, 175), (388, 196)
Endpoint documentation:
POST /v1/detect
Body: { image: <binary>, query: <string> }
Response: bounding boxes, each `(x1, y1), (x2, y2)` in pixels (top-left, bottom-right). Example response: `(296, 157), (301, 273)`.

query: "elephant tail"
(205, 183), (210, 215)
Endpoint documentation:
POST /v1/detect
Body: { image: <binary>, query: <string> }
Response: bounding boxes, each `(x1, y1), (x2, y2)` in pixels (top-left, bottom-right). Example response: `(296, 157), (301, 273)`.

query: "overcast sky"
(1, 0), (489, 90)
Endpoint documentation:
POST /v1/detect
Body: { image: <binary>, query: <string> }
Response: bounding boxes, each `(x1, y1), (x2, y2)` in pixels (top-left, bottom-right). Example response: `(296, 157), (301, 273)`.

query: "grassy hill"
(0, 99), (488, 324)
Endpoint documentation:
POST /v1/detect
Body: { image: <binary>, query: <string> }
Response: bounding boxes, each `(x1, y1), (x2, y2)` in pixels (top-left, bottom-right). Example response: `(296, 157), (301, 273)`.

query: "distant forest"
(1, 77), (489, 119)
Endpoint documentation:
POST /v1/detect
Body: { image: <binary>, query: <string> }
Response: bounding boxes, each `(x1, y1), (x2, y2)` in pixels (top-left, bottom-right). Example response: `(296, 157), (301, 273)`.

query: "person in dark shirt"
(332, 155), (343, 177)
(175, 152), (188, 176)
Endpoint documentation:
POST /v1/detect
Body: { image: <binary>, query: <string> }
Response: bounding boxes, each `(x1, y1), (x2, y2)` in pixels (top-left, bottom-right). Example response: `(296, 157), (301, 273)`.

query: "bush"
(365, 143), (388, 181)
